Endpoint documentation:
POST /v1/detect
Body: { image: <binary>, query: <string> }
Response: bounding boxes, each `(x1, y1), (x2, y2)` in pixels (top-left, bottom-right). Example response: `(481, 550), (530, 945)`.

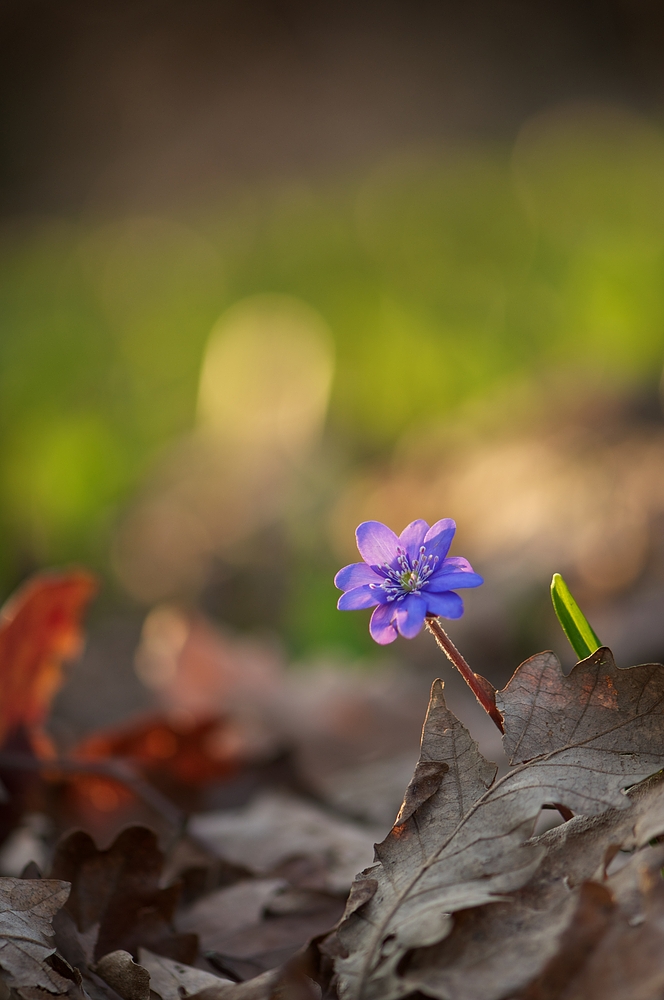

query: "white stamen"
(378, 545), (438, 601)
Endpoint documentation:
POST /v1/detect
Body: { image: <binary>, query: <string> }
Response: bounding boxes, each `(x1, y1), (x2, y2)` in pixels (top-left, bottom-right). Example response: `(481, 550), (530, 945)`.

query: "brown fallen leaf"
(515, 882), (616, 1000)
(186, 967), (281, 999)
(94, 950), (150, 1000)
(395, 772), (664, 1000)
(50, 909), (134, 1000)
(0, 876), (71, 994)
(205, 902), (345, 984)
(138, 947), (232, 999)
(558, 849), (664, 1000)
(313, 752), (420, 829)
(499, 649), (664, 767)
(189, 791), (380, 895)
(334, 648), (664, 1000)
(50, 825), (197, 965)
(510, 843), (664, 1000)
(178, 877), (343, 984)
(185, 959), (322, 1000)
(177, 879), (288, 954)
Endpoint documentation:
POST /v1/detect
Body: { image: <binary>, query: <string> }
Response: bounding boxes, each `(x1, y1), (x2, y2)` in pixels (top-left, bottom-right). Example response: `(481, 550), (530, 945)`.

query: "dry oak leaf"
(397, 772), (664, 1000)
(0, 570), (97, 752)
(0, 876), (71, 994)
(514, 843), (664, 1000)
(334, 647), (664, 1000)
(50, 826), (197, 965)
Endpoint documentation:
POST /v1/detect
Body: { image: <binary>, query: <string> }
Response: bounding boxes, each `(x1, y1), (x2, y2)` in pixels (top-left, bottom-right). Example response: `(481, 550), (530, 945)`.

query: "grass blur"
(2, 103), (664, 662)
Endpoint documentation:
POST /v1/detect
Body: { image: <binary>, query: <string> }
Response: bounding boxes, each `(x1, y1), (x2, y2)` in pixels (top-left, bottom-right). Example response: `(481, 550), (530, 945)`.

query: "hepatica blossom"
(334, 519), (483, 644)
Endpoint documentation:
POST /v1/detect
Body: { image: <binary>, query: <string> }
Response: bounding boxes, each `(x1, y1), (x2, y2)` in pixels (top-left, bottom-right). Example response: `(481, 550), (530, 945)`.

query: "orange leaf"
(64, 713), (242, 828)
(73, 713), (241, 786)
(0, 569), (98, 751)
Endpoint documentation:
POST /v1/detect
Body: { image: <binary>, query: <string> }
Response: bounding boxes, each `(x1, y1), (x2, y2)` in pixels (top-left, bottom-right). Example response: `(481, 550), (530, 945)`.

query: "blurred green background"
(3, 1), (664, 672)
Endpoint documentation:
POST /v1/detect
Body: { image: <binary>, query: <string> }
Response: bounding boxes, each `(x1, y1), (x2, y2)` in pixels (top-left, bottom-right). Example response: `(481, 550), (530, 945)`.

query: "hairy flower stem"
(425, 616), (504, 733)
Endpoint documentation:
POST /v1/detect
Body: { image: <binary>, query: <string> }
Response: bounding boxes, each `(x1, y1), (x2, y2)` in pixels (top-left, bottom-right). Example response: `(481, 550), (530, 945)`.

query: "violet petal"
(334, 562), (384, 591)
(394, 594), (428, 638)
(440, 556), (474, 572)
(423, 519), (456, 561)
(337, 586), (381, 611)
(427, 569), (483, 591)
(398, 519), (429, 562)
(369, 603), (398, 644)
(356, 521), (400, 569)
(425, 590), (464, 619)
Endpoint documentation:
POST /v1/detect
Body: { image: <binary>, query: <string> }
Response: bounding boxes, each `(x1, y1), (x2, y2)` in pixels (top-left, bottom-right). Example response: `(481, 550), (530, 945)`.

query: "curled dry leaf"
(94, 950), (150, 1000)
(50, 825), (197, 965)
(0, 876), (71, 994)
(334, 648), (664, 1000)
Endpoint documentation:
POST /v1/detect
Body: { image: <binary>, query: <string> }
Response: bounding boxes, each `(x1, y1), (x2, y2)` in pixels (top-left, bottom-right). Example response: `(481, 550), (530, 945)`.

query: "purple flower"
(334, 519), (483, 645)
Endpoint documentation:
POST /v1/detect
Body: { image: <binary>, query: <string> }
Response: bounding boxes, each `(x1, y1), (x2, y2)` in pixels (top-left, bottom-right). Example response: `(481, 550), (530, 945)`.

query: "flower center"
(370, 545), (438, 602)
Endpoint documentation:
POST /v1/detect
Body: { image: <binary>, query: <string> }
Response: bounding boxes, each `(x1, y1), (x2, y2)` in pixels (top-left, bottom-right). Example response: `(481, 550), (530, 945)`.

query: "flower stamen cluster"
(372, 546), (439, 601)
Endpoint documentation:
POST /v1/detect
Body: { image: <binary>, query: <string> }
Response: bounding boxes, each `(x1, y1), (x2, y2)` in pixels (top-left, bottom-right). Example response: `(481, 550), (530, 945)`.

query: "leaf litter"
(0, 877), (71, 995)
(4, 573), (664, 996)
(331, 647), (664, 1000)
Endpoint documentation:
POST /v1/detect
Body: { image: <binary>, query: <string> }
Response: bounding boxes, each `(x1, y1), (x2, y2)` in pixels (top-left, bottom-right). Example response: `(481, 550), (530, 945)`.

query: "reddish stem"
(425, 616), (504, 733)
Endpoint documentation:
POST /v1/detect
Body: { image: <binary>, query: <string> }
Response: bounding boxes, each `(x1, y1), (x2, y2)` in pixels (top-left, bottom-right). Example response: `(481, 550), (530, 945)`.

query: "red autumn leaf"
(0, 569), (98, 753)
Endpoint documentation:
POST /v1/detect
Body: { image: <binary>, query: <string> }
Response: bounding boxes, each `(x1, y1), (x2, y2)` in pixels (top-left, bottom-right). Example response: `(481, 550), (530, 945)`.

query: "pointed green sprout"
(550, 573), (602, 661)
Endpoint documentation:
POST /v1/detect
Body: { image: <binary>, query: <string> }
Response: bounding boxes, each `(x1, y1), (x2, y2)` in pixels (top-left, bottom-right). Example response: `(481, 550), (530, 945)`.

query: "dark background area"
(2, 0), (664, 216)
